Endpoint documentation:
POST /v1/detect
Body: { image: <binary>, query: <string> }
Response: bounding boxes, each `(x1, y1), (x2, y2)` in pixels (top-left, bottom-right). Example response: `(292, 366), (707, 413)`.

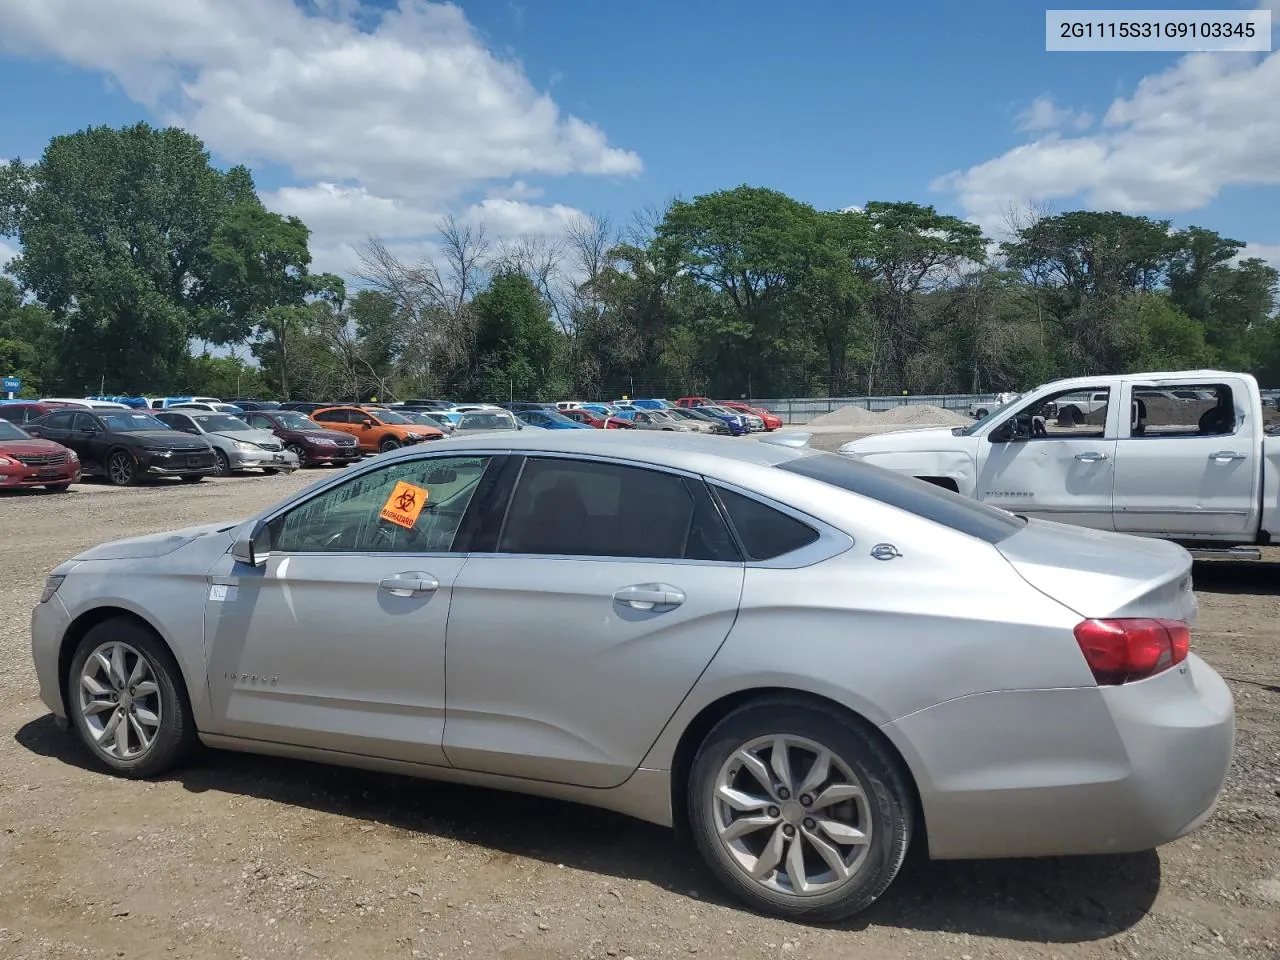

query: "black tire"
(379, 437), (402, 453)
(66, 618), (197, 778)
(106, 449), (138, 487)
(212, 449), (231, 477)
(974, 408), (988, 419)
(687, 699), (913, 922)
(179, 475), (205, 483)
(45, 483), (73, 493)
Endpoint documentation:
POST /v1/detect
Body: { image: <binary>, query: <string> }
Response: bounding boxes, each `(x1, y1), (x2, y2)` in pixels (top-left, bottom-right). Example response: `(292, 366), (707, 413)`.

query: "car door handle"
(1209, 451), (1247, 462)
(1074, 451), (1109, 462)
(378, 572), (439, 597)
(612, 583), (685, 610)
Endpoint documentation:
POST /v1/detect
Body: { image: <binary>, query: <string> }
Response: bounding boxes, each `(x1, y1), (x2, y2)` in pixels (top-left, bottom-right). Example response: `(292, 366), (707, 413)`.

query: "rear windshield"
(778, 452), (1026, 544)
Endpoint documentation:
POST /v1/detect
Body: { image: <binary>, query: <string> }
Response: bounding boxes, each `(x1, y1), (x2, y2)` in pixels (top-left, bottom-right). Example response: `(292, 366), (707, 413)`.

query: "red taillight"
(1073, 618), (1190, 685)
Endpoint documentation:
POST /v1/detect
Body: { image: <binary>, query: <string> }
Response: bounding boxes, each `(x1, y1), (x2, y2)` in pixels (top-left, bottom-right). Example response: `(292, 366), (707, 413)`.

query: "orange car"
(310, 405), (444, 453)
(720, 401), (783, 431)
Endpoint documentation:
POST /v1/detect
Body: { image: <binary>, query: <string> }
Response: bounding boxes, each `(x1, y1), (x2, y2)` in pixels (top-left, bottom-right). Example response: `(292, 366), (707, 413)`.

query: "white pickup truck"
(840, 369), (1280, 558)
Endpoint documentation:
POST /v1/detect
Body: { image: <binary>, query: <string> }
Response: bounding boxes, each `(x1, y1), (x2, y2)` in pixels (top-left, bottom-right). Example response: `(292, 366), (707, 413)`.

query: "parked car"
(626, 409), (695, 432)
(498, 401), (554, 413)
(840, 369), (1280, 558)
(452, 410), (523, 434)
(515, 409), (594, 430)
(26, 409), (216, 486)
(721, 401), (783, 431)
(147, 396), (222, 410)
(967, 392), (1019, 419)
(310, 405), (443, 453)
(666, 407), (730, 435)
(40, 398), (130, 410)
(399, 410), (457, 434)
(558, 408), (634, 430)
(224, 399), (282, 411)
(240, 410), (363, 467)
(0, 400), (78, 426)
(387, 400), (457, 412)
(153, 410), (299, 477)
(675, 396), (714, 408)
(31, 430), (1230, 922)
(693, 404), (749, 436)
(279, 402), (332, 414)
(716, 403), (766, 432)
(453, 404), (505, 414)
(169, 401), (246, 415)
(0, 418), (80, 492)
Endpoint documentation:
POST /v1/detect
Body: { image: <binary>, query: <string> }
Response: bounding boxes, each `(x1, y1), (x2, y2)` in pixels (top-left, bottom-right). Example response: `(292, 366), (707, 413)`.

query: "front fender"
(857, 449), (977, 495)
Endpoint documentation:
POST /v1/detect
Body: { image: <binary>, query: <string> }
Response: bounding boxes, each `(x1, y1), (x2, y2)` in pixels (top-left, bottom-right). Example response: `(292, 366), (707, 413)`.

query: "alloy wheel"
(213, 450), (231, 476)
(77, 640), (163, 761)
(711, 734), (872, 897)
(107, 452), (135, 486)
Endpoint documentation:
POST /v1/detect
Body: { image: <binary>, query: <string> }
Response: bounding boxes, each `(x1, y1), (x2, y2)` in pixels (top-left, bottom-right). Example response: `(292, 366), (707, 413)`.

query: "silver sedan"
(30, 430), (1233, 921)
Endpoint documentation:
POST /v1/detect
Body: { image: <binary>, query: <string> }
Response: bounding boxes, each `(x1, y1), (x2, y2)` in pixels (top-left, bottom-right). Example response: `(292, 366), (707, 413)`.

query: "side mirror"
(361, 419), (375, 428)
(231, 520), (270, 567)
(989, 420), (1027, 443)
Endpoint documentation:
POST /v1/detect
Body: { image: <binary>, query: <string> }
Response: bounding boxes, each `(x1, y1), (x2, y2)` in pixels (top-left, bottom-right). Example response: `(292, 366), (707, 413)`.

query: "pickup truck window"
(1128, 383), (1237, 438)
(986, 386), (1112, 441)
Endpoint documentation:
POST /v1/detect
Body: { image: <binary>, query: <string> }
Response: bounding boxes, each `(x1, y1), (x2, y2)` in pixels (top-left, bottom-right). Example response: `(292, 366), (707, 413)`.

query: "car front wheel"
(67, 619), (197, 777)
(688, 700), (912, 922)
(379, 437), (402, 453)
(106, 449), (138, 487)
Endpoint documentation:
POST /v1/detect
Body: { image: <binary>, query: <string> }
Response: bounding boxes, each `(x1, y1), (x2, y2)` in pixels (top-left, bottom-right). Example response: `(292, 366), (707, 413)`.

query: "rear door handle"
(1074, 451), (1109, 462)
(1209, 451), (1246, 462)
(378, 572), (440, 597)
(613, 583), (685, 610)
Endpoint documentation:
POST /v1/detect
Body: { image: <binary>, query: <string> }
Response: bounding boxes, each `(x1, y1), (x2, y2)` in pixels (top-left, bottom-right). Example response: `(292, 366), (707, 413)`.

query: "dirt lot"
(0, 452), (1278, 960)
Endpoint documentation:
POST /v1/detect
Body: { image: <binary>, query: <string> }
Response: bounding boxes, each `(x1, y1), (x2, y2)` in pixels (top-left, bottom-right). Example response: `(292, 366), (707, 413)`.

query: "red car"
(720, 401), (783, 431)
(559, 408), (634, 429)
(0, 418), (80, 491)
(674, 396), (713, 409)
(0, 400), (77, 426)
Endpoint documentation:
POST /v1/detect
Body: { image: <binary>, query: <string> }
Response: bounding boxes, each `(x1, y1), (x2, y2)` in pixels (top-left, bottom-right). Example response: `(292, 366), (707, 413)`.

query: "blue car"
(516, 409), (594, 430)
(691, 403), (748, 436)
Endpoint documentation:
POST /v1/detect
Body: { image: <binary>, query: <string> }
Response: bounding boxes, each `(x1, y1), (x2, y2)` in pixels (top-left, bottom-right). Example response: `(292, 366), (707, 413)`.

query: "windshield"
(0, 420), (30, 441)
(540, 410), (579, 424)
(193, 414), (251, 432)
(699, 405), (731, 416)
(958, 394), (1025, 436)
(101, 413), (170, 432)
(460, 412), (517, 430)
(275, 412), (319, 430)
(367, 409), (411, 424)
(403, 412), (442, 426)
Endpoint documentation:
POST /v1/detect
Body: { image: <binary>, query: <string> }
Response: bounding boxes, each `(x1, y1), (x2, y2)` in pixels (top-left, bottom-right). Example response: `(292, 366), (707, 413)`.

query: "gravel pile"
(809, 403), (969, 428)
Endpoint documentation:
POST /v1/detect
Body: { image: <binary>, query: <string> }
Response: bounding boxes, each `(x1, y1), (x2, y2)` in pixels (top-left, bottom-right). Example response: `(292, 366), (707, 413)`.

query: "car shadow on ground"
(15, 714), (1159, 941)
(1192, 559), (1280, 596)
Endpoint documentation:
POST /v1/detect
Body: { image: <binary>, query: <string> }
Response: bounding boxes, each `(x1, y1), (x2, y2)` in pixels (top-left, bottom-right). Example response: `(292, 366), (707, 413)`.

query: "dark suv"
(26, 409), (217, 486)
(241, 409), (362, 467)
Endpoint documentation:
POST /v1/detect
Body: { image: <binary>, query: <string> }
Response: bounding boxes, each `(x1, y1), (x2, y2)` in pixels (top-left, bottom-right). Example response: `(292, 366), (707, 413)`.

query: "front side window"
(993, 386), (1112, 441)
(312, 409), (347, 423)
(1128, 383), (1238, 438)
(498, 457), (739, 561)
(269, 456), (492, 554)
(40, 411), (76, 429)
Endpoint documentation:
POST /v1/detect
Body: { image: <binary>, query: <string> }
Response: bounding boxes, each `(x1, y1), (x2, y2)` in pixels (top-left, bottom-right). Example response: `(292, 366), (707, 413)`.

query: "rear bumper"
(883, 654), (1234, 860)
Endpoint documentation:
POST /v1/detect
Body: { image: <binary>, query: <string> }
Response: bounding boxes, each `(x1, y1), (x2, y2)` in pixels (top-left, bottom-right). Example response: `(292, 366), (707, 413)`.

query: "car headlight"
(406, 432), (424, 440)
(311, 436), (337, 446)
(143, 447), (173, 457)
(66, 449), (79, 460)
(40, 574), (65, 603)
(232, 439), (257, 451)
(0, 456), (11, 466)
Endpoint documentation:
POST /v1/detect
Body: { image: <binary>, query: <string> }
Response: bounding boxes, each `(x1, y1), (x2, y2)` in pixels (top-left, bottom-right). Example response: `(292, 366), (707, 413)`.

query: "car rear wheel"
(212, 450), (231, 477)
(106, 449), (137, 487)
(688, 700), (912, 922)
(67, 618), (197, 777)
(379, 438), (402, 453)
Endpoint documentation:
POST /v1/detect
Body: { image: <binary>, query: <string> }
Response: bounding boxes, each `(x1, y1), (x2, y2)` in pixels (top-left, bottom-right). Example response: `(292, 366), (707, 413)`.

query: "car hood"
(210, 428), (279, 445)
(72, 521), (240, 562)
(839, 426), (967, 455)
(996, 519), (1196, 622)
(0, 438), (68, 456)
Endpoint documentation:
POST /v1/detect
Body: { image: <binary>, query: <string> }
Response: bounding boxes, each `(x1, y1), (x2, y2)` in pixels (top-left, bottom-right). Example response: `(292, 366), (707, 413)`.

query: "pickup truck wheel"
(974, 408), (988, 419)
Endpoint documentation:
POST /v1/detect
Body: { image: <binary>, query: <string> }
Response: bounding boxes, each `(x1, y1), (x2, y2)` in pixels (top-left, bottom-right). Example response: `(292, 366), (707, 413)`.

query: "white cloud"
(1241, 242), (1280, 271)
(934, 4), (1280, 236)
(1016, 95), (1093, 133)
(0, 0), (641, 275)
(0, 237), (18, 269)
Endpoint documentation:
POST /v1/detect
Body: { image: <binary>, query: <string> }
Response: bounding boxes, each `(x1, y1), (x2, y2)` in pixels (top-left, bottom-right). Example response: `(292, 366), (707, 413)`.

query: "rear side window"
(714, 487), (819, 561)
(778, 452), (1026, 544)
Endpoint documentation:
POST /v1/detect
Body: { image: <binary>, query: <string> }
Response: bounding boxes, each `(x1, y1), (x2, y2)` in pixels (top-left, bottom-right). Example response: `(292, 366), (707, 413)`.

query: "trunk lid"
(997, 519), (1196, 622)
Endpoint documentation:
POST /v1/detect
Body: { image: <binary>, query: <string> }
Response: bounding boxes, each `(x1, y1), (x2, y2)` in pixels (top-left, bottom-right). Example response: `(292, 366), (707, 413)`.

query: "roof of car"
(379, 427), (808, 470)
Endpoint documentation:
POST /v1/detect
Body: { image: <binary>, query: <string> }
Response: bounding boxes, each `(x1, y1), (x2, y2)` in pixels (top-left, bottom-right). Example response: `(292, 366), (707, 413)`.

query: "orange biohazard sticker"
(379, 481), (428, 529)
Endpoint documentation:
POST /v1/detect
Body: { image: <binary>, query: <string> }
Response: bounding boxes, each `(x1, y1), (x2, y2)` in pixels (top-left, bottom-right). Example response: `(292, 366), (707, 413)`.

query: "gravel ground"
(0, 455), (1277, 960)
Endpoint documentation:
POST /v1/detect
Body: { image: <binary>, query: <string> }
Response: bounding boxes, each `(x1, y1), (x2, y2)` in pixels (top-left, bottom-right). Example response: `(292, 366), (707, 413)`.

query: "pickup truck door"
(1111, 378), (1262, 538)
(974, 385), (1119, 530)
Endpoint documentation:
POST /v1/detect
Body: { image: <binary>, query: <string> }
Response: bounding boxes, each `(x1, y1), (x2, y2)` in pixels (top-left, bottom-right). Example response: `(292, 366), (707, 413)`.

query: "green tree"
(469, 271), (561, 400)
(0, 277), (60, 394)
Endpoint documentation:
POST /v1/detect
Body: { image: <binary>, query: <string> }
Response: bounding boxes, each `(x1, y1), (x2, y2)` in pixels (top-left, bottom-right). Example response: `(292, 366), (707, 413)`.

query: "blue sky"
(1, 0), (1278, 275)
